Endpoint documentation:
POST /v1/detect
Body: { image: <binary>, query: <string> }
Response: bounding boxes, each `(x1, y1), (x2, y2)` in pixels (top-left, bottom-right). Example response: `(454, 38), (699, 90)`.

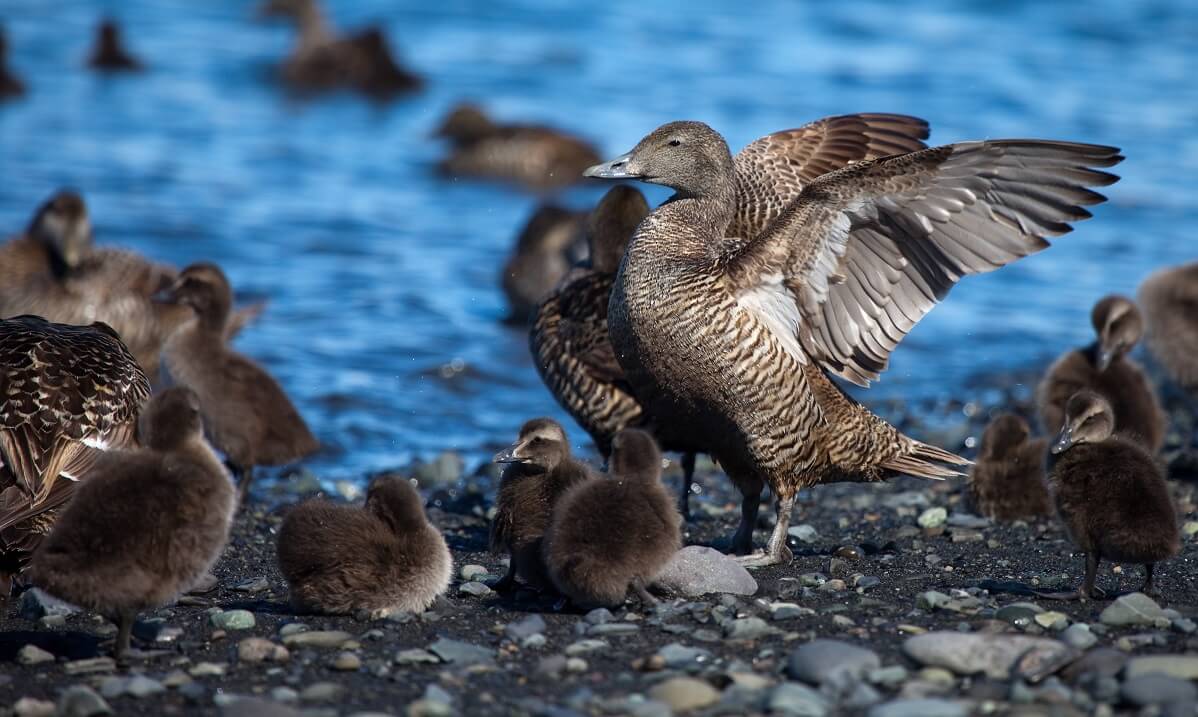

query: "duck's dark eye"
(668, 139), (681, 147)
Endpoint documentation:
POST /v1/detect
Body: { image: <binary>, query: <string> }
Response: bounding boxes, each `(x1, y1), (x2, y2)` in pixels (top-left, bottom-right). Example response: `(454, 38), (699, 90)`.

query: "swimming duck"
(0, 25), (25, 99)
(543, 428), (681, 608)
(0, 316), (150, 612)
(1037, 295), (1165, 451)
(277, 474), (451, 616)
(87, 19), (143, 72)
(585, 119), (1122, 566)
(490, 418), (593, 593)
(1049, 390), (1180, 599)
(158, 263), (318, 498)
(1139, 262), (1198, 392)
(434, 103), (602, 192)
(968, 413), (1052, 521)
(29, 387), (234, 660)
(502, 203), (587, 324)
(260, 0), (422, 99)
(0, 189), (264, 380)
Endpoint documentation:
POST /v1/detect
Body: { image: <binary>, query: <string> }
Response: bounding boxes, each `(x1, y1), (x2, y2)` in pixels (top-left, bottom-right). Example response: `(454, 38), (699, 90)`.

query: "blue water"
(2, 1), (1196, 482)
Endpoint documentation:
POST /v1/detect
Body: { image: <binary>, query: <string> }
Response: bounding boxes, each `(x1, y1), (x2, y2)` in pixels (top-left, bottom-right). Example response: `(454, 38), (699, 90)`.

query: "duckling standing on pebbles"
(158, 263), (318, 498)
(502, 203), (587, 323)
(0, 25), (25, 99)
(544, 429), (681, 608)
(0, 316), (150, 612)
(1139, 262), (1198, 392)
(87, 19), (143, 71)
(277, 475), (451, 616)
(1048, 391), (1180, 599)
(29, 388), (235, 660)
(1038, 295), (1165, 451)
(968, 413), (1052, 521)
(490, 418), (593, 593)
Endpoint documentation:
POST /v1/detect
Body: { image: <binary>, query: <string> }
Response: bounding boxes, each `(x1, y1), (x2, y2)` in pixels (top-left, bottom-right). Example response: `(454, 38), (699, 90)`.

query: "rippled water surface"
(2, 0), (1196, 482)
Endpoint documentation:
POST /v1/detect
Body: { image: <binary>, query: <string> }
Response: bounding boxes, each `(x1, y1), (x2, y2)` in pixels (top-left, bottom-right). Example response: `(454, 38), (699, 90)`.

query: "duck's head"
(28, 189), (92, 272)
(97, 19), (122, 48)
(493, 418), (569, 472)
(138, 387), (204, 451)
(365, 474), (427, 533)
(584, 121), (734, 198)
(155, 262), (233, 326)
(979, 413), (1031, 460)
(1052, 390), (1114, 455)
(1091, 295), (1142, 371)
(586, 186), (649, 273)
(609, 428), (663, 480)
(434, 103), (494, 142)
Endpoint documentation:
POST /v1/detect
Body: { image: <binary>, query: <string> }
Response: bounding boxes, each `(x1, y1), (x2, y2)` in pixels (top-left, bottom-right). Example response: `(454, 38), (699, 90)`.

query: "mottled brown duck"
(1048, 391), (1179, 599)
(0, 25), (25, 99)
(1139, 262), (1198, 392)
(490, 418), (593, 593)
(434, 103), (602, 192)
(30, 387), (234, 660)
(0, 316), (150, 611)
(1037, 295), (1165, 452)
(277, 474), (451, 616)
(87, 19), (144, 71)
(158, 263), (318, 498)
(586, 120), (1122, 566)
(968, 413), (1052, 521)
(502, 203), (587, 323)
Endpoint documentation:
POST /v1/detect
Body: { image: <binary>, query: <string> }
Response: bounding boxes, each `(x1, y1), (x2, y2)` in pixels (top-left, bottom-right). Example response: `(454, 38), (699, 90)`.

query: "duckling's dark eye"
(668, 139), (681, 147)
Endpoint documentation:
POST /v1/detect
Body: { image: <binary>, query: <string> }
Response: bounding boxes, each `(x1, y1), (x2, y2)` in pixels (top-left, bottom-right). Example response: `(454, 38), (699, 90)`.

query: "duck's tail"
(884, 439), (971, 480)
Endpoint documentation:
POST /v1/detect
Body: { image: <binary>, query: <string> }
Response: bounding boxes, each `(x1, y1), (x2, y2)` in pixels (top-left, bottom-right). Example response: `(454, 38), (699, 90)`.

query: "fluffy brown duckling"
(1038, 295), (1165, 452)
(1048, 391), (1180, 599)
(29, 387), (234, 660)
(544, 429), (682, 608)
(1139, 262), (1198, 392)
(501, 204), (587, 323)
(490, 418), (593, 593)
(277, 474), (451, 616)
(0, 316), (150, 612)
(0, 25), (26, 99)
(158, 263), (318, 498)
(434, 103), (602, 192)
(87, 19), (144, 72)
(968, 413), (1052, 521)
(260, 0), (422, 98)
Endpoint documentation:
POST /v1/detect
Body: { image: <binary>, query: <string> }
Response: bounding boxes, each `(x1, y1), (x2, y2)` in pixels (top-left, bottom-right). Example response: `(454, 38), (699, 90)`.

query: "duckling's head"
(609, 428), (663, 481)
(979, 413), (1031, 460)
(584, 121), (734, 199)
(28, 189), (92, 272)
(155, 262), (233, 327)
(587, 186), (649, 273)
(138, 387), (204, 451)
(434, 103), (494, 142)
(1052, 390), (1114, 455)
(97, 19), (121, 47)
(365, 474), (427, 533)
(493, 418), (570, 472)
(1091, 295), (1142, 371)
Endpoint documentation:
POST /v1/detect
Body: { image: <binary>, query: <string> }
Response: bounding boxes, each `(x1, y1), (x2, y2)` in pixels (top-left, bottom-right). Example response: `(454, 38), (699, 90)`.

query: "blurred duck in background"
(501, 203), (587, 324)
(87, 19), (144, 72)
(1139, 262), (1198, 393)
(260, 0), (422, 99)
(434, 103), (602, 192)
(0, 25), (25, 99)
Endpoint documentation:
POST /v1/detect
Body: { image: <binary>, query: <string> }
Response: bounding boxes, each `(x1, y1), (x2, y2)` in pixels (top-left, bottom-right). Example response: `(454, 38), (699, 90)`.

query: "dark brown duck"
(158, 263), (318, 498)
(0, 25), (25, 99)
(586, 119), (1122, 566)
(87, 19), (144, 72)
(435, 103), (602, 192)
(1139, 262), (1198, 392)
(1049, 391), (1180, 599)
(277, 474), (451, 616)
(29, 388), (235, 660)
(968, 413), (1052, 521)
(502, 203), (587, 323)
(0, 316), (150, 611)
(1038, 295), (1165, 451)
(489, 418), (593, 593)
(543, 429), (681, 608)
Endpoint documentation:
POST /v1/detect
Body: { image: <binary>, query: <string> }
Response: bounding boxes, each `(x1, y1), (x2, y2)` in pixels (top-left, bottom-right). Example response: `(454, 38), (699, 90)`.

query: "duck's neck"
(295, 2), (333, 52)
(193, 300), (232, 337)
(641, 187), (736, 259)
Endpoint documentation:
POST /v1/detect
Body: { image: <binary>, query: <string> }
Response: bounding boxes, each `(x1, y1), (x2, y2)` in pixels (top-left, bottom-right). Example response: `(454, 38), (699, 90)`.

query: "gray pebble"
(1124, 655), (1198, 681)
(867, 698), (968, 717)
(18, 588), (79, 620)
(903, 632), (1068, 679)
(505, 614), (547, 642)
(1122, 674), (1198, 706)
(588, 622), (639, 636)
(428, 637), (495, 665)
(656, 643), (712, 669)
(56, 685), (112, 717)
(1099, 592), (1167, 627)
(233, 576), (269, 593)
(16, 644), (54, 665)
(1061, 623), (1098, 650)
(210, 610), (256, 631)
(652, 545), (758, 597)
(787, 639), (880, 687)
(724, 617), (774, 641)
(394, 648), (439, 665)
(769, 682), (829, 717)
(584, 608), (614, 624)
(458, 581), (493, 597)
(300, 682), (345, 703)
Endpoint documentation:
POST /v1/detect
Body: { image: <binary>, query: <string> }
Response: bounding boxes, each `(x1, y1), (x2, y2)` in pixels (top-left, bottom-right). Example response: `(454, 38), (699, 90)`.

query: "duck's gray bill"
(1050, 427), (1073, 455)
(583, 152), (636, 179)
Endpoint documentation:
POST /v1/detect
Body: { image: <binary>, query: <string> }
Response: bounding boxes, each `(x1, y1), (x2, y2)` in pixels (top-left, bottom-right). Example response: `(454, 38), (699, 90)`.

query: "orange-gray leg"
(738, 491), (796, 568)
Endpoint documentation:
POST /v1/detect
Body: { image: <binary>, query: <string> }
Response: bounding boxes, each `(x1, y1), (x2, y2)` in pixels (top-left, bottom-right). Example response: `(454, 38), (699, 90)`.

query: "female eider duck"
(0, 25), (25, 99)
(0, 316), (150, 611)
(0, 189), (263, 380)
(260, 0), (422, 98)
(502, 203), (587, 324)
(1038, 295), (1165, 451)
(544, 429), (681, 608)
(434, 103), (602, 192)
(968, 413), (1052, 521)
(1049, 391), (1180, 599)
(277, 474), (451, 616)
(158, 263), (318, 498)
(490, 418), (593, 593)
(1139, 262), (1198, 392)
(30, 388), (234, 660)
(585, 119), (1122, 566)
(87, 19), (143, 71)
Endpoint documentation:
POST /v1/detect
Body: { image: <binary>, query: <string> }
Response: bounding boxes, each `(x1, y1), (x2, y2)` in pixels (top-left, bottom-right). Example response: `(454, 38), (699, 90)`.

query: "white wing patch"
(81, 435), (110, 450)
(735, 274), (807, 365)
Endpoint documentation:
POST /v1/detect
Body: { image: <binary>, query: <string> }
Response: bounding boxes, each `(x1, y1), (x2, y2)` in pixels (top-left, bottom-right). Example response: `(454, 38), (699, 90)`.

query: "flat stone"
(64, 657), (116, 675)
(1125, 655), (1198, 681)
(917, 591), (951, 610)
(868, 698), (968, 717)
(19, 588), (79, 620)
(1099, 592), (1166, 626)
(787, 639), (881, 687)
(300, 682), (345, 703)
(220, 698), (304, 716)
(724, 617), (774, 641)
(281, 630), (352, 648)
(1034, 611), (1068, 629)
(769, 682), (829, 716)
(330, 651), (361, 671)
(565, 639), (608, 656)
(867, 666), (909, 687)
(17, 644), (54, 665)
(657, 643), (712, 669)
(395, 648), (440, 665)
(770, 602), (812, 621)
(996, 602), (1043, 624)
(651, 545), (758, 597)
(946, 513), (990, 528)
(162, 670), (192, 688)
(1122, 674), (1198, 706)
(460, 564), (489, 581)
(238, 637), (289, 663)
(1061, 624), (1097, 650)
(429, 637), (495, 665)
(459, 581), (493, 597)
(902, 632), (1069, 679)
(189, 661), (226, 677)
(505, 614), (547, 642)
(125, 675), (165, 698)
(788, 524), (820, 543)
(588, 622), (639, 636)
(13, 697), (55, 717)
(55, 685), (112, 717)
(278, 623), (309, 637)
(210, 610), (256, 631)
(233, 576), (269, 593)
(917, 507), (947, 529)
(584, 608), (614, 624)
(647, 677), (720, 712)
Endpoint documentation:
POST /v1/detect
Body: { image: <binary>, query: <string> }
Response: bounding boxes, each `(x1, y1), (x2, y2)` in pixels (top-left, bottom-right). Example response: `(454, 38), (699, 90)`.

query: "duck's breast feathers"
(725, 139), (1123, 388)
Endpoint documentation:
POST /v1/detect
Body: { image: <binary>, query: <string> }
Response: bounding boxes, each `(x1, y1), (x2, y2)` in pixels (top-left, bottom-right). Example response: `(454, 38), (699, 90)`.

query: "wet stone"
(55, 686), (112, 717)
(769, 682), (829, 717)
(19, 588), (79, 620)
(652, 545), (758, 597)
(588, 622), (639, 636)
(125, 675), (165, 699)
(1062, 623), (1097, 650)
(867, 698), (968, 717)
(770, 602), (811, 621)
(1100, 592), (1167, 626)
(505, 614), (547, 642)
(210, 609), (256, 631)
(585, 608), (615, 624)
(565, 639), (608, 656)
(281, 630), (352, 648)
(429, 637), (495, 665)
(459, 581), (493, 597)
(724, 617), (774, 641)
(395, 648), (439, 665)
(788, 524), (819, 543)
(1121, 674), (1198, 706)
(17, 644), (54, 665)
(657, 643), (712, 669)
(903, 632), (1069, 679)
(787, 639), (881, 687)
